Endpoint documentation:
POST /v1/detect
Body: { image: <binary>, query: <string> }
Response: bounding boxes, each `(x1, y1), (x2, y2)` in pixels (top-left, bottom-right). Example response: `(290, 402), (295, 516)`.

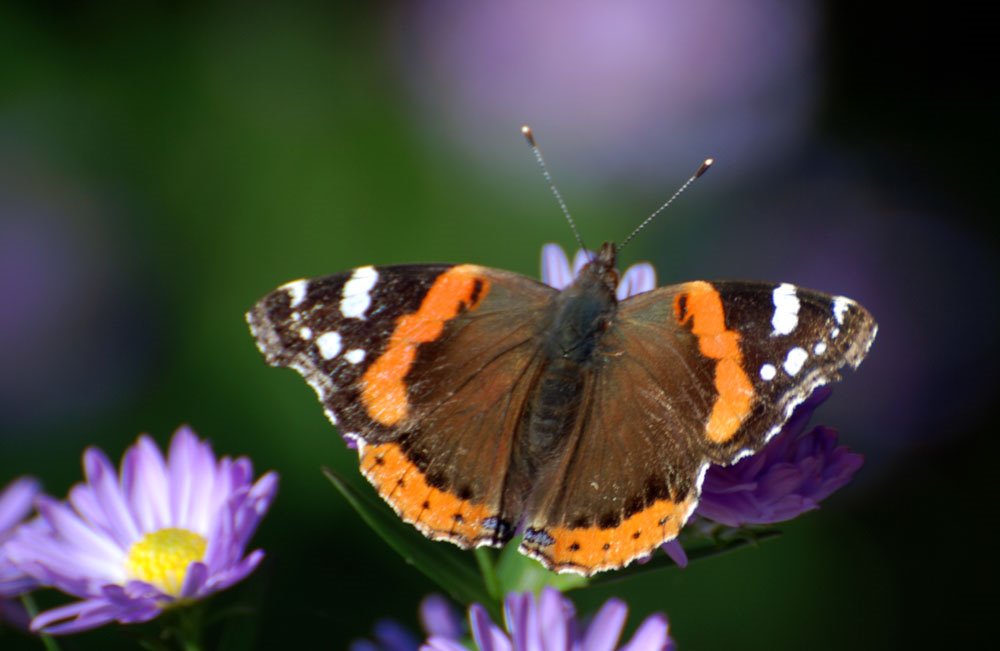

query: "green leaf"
(323, 467), (497, 614)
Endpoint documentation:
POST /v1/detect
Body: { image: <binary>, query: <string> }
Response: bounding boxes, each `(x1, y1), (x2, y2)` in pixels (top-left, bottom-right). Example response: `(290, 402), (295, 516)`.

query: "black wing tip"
(844, 305), (878, 370)
(246, 296), (289, 367)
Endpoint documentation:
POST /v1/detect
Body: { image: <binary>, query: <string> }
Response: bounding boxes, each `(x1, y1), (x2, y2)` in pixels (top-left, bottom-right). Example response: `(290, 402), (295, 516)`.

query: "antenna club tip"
(521, 125), (536, 146)
(695, 158), (714, 178)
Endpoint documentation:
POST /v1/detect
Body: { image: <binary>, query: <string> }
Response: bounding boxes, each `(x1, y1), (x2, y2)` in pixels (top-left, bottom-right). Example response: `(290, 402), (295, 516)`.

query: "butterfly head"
(576, 241), (621, 296)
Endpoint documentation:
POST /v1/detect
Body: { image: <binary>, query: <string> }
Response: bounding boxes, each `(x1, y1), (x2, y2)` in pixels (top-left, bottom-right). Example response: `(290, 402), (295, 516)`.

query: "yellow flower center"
(124, 528), (207, 597)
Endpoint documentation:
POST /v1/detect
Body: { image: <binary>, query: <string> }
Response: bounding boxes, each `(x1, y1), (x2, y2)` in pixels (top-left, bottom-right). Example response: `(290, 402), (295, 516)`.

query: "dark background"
(1, 2), (996, 649)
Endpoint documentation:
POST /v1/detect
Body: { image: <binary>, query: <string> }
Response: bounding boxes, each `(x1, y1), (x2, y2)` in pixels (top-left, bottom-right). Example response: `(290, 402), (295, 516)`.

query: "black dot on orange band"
(422, 500), (430, 510)
(632, 531), (641, 539)
(602, 543), (611, 551)
(569, 542), (581, 551)
(452, 513), (464, 522)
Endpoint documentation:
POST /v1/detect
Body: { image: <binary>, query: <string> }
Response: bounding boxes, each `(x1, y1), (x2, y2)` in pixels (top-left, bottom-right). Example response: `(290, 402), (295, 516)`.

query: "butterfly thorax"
(520, 242), (620, 465)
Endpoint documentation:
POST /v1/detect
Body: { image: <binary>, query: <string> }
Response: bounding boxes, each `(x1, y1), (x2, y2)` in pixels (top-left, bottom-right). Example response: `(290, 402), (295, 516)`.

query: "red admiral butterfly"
(247, 133), (877, 575)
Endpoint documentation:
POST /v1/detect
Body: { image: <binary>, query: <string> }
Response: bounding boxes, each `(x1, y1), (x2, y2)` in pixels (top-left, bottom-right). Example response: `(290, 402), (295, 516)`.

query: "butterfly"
(246, 239), (876, 575)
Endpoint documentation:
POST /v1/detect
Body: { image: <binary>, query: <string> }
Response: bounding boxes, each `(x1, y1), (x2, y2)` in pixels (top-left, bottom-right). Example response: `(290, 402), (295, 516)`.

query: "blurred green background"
(1, 1), (996, 649)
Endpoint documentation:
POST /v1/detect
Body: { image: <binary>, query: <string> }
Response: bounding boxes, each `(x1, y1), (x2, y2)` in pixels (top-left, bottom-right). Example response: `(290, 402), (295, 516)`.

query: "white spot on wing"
(831, 327), (840, 339)
(340, 266), (379, 319)
(281, 280), (308, 308)
(771, 283), (800, 335)
(316, 331), (343, 360)
(760, 363), (777, 381)
(344, 348), (366, 364)
(783, 347), (808, 376)
(299, 326), (313, 340)
(833, 296), (851, 325)
(814, 341), (827, 355)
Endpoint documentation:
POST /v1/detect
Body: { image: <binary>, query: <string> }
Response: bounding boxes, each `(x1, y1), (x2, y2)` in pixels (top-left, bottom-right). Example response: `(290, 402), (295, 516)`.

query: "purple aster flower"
(352, 594), (465, 651)
(423, 587), (673, 651)
(540, 244), (657, 299)
(4, 427), (278, 635)
(696, 387), (863, 527)
(1, 476), (42, 630)
(540, 244), (864, 566)
(0, 476), (41, 598)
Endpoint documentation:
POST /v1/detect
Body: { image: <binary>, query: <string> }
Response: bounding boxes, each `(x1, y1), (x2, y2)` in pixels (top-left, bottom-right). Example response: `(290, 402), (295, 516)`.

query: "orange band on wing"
(521, 495), (696, 575)
(674, 281), (754, 443)
(360, 442), (494, 546)
(360, 265), (490, 426)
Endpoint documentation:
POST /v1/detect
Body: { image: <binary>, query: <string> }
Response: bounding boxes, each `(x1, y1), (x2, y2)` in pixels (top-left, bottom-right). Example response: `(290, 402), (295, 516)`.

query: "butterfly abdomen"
(522, 266), (618, 459)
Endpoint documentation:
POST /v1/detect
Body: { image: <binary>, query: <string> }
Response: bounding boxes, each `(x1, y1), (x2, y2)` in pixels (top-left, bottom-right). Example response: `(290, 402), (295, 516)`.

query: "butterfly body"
(248, 243), (876, 575)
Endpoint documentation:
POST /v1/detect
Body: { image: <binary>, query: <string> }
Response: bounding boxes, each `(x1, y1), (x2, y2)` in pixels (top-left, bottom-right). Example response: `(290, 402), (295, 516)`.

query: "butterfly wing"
(248, 264), (556, 548)
(520, 280), (876, 574)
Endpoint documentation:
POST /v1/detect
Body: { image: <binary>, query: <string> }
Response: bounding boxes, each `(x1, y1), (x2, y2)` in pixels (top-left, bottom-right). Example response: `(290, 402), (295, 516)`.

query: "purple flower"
(696, 387), (863, 527)
(0, 476), (41, 598)
(540, 244), (864, 566)
(4, 427), (278, 635)
(423, 587), (673, 651)
(396, 0), (821, 186)
(540, 244), (657, 298)
(352, 594), (465, 651)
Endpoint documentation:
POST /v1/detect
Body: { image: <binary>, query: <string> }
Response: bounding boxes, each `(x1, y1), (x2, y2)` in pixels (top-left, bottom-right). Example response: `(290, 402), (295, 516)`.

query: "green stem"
(18, 594), (61, 651)
(175, 606), (204, 651)
(474, 547), (502, 602)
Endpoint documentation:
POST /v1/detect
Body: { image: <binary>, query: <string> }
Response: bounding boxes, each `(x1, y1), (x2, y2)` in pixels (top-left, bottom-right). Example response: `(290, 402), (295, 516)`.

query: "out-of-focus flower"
(422, 587), (673, 651)
(0, 178), (155, 432)
(540, 244), (864, 566)
(397, 0), (821, 185)
(696, 387), (863, 527)
(5, 427), (278, 635)
(0, 476), (41, 598)
(351, 594), (465, 651)
(540, 244), (656, 298)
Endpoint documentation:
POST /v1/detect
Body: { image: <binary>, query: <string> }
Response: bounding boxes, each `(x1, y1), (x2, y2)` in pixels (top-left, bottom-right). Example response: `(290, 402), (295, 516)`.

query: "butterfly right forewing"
(520, 279), (876, 574)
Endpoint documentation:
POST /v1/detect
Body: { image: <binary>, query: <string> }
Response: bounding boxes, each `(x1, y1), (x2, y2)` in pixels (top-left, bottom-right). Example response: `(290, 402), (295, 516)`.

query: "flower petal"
(83, 448), (140, 545)
(620, 613), (670, 651)
(122, 435), (171, 532)
(0, 477), (40, 534)
(659, 539), (688, 568)
(538, 587), (572, 651)
(471, 603), (512, 651)
(420, 594), (463, 639)
(572, 249), (592, 276)
(581, 597), (627, 651)
(617, 262), (657, 299)
(541, 244), (574, 290)
(421, 638), (469, 651)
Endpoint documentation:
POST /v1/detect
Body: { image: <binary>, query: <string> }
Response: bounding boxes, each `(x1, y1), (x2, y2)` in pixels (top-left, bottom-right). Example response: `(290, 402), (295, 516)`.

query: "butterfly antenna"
(618, 158), (714, 252)
(521, 125), (588, 254)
